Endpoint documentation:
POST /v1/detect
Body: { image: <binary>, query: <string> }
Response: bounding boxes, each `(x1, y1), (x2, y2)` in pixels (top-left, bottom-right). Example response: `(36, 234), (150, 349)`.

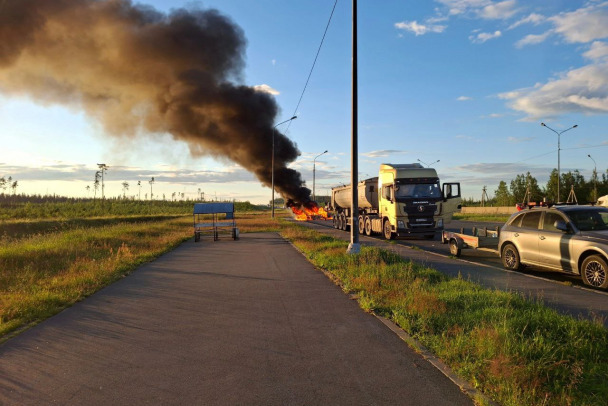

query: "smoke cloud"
(0, 0), (311, 206)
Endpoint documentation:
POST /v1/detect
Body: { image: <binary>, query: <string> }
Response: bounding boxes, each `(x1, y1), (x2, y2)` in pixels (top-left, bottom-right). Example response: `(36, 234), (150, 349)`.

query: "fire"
(290, 201), (331, 221)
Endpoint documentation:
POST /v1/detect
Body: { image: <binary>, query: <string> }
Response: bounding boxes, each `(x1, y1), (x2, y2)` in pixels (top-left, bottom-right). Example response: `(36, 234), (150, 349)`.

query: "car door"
(514, 211), (542, 264)
(538, 211), (574, 272)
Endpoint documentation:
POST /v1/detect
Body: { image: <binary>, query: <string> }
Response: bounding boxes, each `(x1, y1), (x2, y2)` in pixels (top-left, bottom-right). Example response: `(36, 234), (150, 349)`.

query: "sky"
(1, 0), (608, 204)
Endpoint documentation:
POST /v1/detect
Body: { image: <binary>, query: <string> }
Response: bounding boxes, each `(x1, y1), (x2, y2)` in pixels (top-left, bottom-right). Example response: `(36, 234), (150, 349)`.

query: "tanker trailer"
(330, 163), (461, 239)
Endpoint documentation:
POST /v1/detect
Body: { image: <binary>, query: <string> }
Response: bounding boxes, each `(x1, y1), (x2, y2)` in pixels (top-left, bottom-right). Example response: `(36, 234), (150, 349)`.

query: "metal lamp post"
(588, 154), (597, 203)
(313, 150), (328, 202)
(417, 159), (440, 167)
(271, 115), (297, 218)
(540, 123), (578, 202)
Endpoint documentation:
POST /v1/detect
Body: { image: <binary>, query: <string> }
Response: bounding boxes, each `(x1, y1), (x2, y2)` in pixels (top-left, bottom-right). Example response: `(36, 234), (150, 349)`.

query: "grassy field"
(2, 199), (607, 405)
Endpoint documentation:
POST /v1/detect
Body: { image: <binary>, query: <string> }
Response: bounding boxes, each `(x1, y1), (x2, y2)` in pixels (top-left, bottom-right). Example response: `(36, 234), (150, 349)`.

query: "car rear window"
(520, 211), (542, 229)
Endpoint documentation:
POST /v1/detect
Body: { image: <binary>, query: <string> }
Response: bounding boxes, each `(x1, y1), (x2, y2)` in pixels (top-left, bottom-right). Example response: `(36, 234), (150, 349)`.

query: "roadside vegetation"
(2, 196), (607, 405)
(452, 213), (511, 223)
(281, 224), (607, 406)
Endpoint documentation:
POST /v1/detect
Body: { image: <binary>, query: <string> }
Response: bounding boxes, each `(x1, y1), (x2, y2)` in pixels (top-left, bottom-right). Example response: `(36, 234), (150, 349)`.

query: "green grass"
(453, 213), (511, 222)
(280, 223), (608, 406)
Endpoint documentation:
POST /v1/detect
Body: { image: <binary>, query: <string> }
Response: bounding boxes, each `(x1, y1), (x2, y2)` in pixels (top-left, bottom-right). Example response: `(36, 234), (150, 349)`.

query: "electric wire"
(284, 0), (339, 134)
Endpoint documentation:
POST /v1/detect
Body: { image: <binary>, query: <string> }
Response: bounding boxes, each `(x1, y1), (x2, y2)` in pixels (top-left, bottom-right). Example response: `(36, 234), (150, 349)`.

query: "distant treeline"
(0, 194), (267, 220)
(463, 169), (608, 207)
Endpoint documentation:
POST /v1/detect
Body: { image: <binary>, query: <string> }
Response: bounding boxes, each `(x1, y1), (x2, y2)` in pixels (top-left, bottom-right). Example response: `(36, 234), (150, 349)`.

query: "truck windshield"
(394, 183), (441, 199)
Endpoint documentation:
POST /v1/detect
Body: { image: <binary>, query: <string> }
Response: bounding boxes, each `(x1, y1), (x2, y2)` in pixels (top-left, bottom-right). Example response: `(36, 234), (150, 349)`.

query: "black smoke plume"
(0, 0), (311, 206)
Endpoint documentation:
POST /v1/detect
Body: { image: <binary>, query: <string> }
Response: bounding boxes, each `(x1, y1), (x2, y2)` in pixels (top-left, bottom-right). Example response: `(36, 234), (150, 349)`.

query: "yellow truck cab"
(378, 163), (461, 239)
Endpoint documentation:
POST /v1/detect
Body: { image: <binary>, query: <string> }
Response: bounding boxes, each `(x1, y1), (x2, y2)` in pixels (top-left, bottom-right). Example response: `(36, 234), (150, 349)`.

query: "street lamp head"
(573, 124), (578, 128)
(323, 150), (328, 154)
(540, 122), (546, 127)
(290, 115), (297, 120)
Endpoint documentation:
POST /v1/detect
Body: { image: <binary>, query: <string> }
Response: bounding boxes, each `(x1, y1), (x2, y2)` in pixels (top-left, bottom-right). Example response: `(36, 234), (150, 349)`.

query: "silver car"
(499, 206), (608, 289)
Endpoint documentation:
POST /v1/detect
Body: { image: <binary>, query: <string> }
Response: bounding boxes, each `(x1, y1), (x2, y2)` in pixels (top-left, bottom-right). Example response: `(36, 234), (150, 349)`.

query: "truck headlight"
(398, 220), (405, 229)
(437, 218), (443, 228)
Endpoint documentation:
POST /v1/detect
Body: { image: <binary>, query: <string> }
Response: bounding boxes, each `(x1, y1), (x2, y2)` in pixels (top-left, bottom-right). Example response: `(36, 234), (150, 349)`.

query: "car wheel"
(364, 217), (372, 236)
(501, 243), (521, 271)
(581, 255), (608, 289)
(383, 220), (395, 240)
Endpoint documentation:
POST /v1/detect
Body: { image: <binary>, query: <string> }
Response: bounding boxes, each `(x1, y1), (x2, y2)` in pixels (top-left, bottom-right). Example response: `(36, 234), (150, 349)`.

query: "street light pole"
(347, 0), (360, 254)
(588, 154), (597, 203)
(272, 116), (297, 218)
(540, 123), (578, 202)
(313, 150), (328, 202)
(417, 159), (440, 167)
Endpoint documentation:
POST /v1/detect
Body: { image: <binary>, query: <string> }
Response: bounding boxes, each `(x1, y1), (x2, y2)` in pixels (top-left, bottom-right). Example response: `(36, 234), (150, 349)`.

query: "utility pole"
(347, 0), (360, 254)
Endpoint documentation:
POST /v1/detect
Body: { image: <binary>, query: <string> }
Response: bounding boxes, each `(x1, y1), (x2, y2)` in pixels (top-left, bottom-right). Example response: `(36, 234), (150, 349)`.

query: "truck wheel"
(581, 255), (608, 289)
(449, 239), (461, 257)
(358, 216), (365, 234)
(364, 217), (372, 236)
(501, 243), (521, 271)
(336, 215), (343, 230)
(383, 220), (395, 240)
(342, 214), (350, 231)
(333, 216), (338, 229)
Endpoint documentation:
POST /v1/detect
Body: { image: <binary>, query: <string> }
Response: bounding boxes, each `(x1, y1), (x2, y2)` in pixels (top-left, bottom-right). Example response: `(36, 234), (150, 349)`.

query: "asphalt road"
(0, 232), (473, 406)
(304, 219), (608, 327)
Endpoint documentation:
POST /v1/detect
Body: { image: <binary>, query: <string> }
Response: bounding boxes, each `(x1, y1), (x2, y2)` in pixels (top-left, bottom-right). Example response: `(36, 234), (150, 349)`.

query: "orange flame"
(290, 201), (331, 221)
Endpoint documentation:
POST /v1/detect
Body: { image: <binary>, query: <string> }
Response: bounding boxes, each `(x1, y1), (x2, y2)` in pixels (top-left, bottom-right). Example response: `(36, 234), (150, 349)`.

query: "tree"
(0, 177), (6, 193)
(510, 172), (542, 204)
(544, 169), (559, 202)
(94, 171), (101, 199)
(494, 181), (512, 206)
(85, 185), (91, 197)
(561, 170), (588, 203)
(122, 181), (129, 198)
(149, 177), (155, 200)
(11, 180), (18, 195)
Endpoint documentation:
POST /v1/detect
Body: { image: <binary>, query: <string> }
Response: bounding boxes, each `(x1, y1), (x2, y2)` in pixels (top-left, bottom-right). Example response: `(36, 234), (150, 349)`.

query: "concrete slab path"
(0, 233), (472, 405)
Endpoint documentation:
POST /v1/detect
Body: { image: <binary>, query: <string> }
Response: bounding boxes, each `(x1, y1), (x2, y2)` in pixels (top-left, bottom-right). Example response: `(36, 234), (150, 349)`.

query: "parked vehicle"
(498, 205), (608, 289)
(330, 163), (461, 239)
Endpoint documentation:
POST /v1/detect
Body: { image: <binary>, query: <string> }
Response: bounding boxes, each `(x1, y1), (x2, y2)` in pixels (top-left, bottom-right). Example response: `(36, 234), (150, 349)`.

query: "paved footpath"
(0, 233), (472, 406)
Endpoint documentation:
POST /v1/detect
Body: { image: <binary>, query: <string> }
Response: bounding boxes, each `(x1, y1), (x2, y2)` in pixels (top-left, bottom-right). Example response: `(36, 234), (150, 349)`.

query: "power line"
(514, 143), (608, 164)
(285, 0), (339, 134)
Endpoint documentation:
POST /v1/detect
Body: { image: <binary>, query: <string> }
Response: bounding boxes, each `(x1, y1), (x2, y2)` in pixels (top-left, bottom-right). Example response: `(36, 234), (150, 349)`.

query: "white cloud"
(437, 0), (518, 19)
(584, 41), (608, 61)
(362, 150), (408, 158)
(394, 20), (446, 36)
(253, 84), (280, 95)
(515, 30), (553, 48)
(499, 62), (608, 119)
(457, 96), (472, 101)
(469, 30), (502, 43)
(479, 0), (518, 19)
(549, 3), (608, 44)
(508, 13), (546, 30)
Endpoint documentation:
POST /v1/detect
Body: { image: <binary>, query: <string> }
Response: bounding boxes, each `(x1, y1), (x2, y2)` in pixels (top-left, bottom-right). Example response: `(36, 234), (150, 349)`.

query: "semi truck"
(330, 163), (462, 239)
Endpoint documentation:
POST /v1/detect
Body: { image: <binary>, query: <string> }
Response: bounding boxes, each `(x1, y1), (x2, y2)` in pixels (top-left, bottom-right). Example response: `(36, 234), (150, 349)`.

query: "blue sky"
(1, 0), (607, 203)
